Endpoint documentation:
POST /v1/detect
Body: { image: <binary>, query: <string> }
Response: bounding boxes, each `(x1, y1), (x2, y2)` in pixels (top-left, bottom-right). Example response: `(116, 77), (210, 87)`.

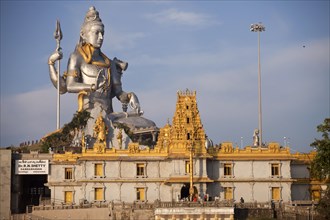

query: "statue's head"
(254, 129), (259, 135)
(80, 6), (105, 48)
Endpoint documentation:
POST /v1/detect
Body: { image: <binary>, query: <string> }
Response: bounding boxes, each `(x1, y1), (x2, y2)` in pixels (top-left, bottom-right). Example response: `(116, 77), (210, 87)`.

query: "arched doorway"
(180, 183), (198, 201)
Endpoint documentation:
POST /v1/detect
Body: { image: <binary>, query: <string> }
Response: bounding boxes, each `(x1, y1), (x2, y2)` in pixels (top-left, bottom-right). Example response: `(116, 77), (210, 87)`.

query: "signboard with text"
(15, 160), (49, 175)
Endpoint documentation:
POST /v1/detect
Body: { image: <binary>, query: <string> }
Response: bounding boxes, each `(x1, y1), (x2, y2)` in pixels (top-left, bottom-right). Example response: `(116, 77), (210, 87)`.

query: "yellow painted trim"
(164, 176), (213, 183)
(77, 91), (88, 112)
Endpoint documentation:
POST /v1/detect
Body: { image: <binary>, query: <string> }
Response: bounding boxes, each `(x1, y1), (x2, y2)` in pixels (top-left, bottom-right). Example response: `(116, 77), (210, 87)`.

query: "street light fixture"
(188, 143), (194, 201)
(250, 22), (265, 146)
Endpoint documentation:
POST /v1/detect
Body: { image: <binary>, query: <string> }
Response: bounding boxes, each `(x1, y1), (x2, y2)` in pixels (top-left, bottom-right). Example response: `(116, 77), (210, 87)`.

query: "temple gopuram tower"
(156, 89), (207, 155)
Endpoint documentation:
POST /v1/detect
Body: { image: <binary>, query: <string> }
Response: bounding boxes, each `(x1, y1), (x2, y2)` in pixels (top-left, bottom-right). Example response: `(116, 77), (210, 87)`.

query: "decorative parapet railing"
(283, 201), (319, 216)
(208, 142), (293, 158)
(32, 200), (319, 213)
(49, 141), (317, 162)
(32, 200), (236, 212)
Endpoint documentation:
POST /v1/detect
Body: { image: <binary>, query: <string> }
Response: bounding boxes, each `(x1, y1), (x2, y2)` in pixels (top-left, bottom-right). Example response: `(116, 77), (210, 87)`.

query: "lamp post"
(188, 142), (194, 201)
(250, 23), (265, 146)
(188, 127), (200, 201)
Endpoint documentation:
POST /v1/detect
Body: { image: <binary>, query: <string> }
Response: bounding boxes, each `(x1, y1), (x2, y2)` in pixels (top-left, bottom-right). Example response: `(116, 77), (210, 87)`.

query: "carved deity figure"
(253, 129), (260, 147)
(93, 114), (107, 144)
(92, 114), (107, 153)
(71, 127), (83, 147)
(116, 129), (123, 149)
(47, 6), (156, 149)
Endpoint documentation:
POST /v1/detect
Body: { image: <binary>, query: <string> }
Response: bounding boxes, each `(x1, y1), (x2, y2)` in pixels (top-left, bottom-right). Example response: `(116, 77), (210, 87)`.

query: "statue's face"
(83, 24), (104, 48)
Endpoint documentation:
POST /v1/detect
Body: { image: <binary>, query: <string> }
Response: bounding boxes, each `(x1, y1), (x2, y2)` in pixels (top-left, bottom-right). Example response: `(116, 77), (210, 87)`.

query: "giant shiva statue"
(48, 6), (157, 149)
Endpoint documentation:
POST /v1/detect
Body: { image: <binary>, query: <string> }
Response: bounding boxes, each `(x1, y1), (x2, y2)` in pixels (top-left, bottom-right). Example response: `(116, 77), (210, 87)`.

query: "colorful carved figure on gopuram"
(48, 6), (158, 150)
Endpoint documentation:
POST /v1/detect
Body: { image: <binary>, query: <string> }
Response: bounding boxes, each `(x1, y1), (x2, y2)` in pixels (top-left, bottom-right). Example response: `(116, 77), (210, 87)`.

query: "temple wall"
(45, 143), (318, 207)
(0, 149), (12, 219)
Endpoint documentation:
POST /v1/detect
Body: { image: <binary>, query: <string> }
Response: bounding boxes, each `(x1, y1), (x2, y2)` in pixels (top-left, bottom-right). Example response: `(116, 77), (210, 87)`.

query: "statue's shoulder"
(69, 49), (83, 61)
(68, 49), (83, 66)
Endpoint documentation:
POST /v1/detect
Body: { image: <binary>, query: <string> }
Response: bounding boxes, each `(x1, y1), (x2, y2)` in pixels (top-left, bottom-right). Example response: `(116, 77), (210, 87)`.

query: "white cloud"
(105, 31), (146, 51)
(145, 8), (220, 27)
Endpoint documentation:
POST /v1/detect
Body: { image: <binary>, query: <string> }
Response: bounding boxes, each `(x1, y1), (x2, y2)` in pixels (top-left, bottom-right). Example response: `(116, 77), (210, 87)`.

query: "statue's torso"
(80, 61), (110, 91)
(74, 53), (113, 112)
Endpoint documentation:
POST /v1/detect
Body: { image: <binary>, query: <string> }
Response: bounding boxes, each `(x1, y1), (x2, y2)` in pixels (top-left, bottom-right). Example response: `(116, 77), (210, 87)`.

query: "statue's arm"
(110, 61), (129, 103)
(66, 53), (95, 93)
(110, 61), (142, 114)
(48, 51), (67, 94)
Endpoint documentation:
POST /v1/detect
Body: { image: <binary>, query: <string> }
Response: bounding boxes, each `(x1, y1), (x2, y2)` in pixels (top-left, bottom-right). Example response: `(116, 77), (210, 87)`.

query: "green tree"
(310, 118), (330, 179)
(310, 118), (330, 219)
(41, 110), (91, 150)
(317, 188), (330, 220)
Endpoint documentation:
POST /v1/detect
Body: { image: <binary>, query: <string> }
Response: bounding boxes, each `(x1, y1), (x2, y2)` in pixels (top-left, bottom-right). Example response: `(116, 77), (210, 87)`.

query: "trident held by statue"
(54, 20), (62, 130)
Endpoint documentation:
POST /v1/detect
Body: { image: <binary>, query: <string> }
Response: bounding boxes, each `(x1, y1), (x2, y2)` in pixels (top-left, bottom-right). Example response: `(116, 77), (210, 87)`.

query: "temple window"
(64, 191), (73, 204)
(185, 161), (191, 174)
(271, 187), (280, 201)
(65, 168), (73, 180)
(136, 163), (146, 177)
(94, 163), (104, 177)
(136, 187), (145, 201)
(187, 133), (190, 140)
(224, 187), (233, 200)
(311, 189), (321, 201)
(94, 188), (104, 201)
(271, 163), (280, 177)
(187, 117), (190, 124)
(224, 163), (233, 177)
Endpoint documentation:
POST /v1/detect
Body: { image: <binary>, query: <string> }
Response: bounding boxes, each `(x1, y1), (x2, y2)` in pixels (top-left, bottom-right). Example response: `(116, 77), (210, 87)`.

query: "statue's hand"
(128, 92), (144, 116)
(48, 51), (63, 65)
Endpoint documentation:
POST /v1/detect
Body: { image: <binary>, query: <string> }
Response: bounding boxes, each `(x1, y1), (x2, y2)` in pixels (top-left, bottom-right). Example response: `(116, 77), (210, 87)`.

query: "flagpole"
(54, 20), (63, 130)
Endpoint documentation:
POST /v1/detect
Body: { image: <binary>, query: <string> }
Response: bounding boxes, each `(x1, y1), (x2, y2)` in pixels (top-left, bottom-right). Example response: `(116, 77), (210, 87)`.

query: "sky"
(0, 1), (329, 153)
